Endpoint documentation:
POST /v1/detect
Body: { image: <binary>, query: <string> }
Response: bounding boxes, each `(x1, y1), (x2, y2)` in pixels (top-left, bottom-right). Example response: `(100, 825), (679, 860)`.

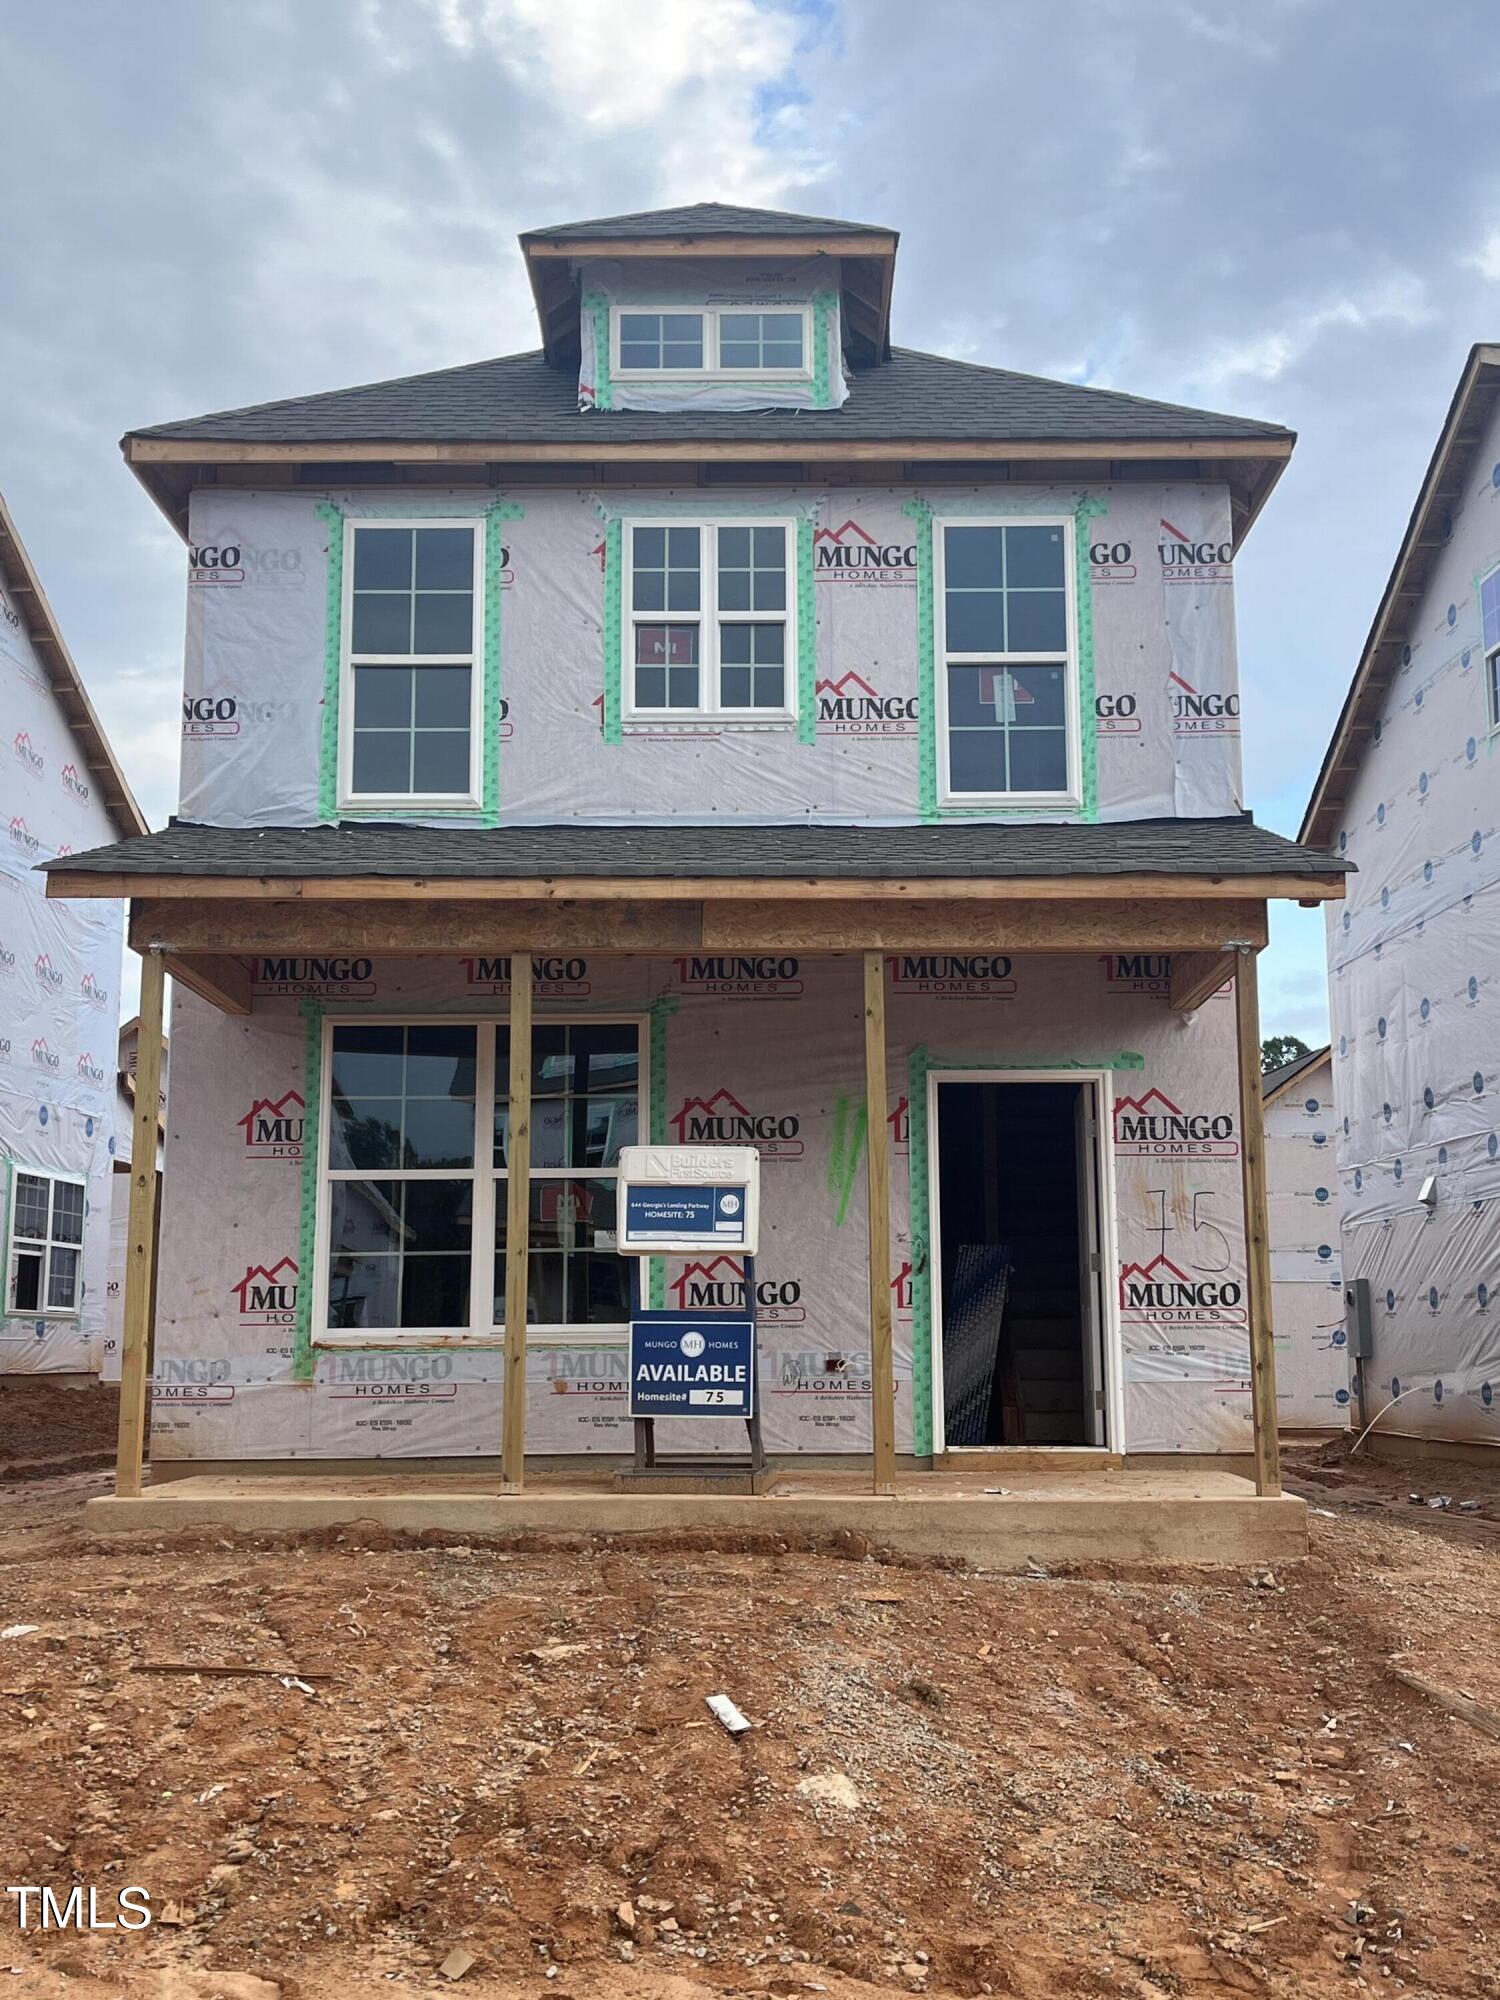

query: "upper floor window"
(7, 1167), (84, 1316)
(935, 519), (1079, 806)
(625, 519), (794, 724)
(614, 306), (811, 379)
(341, 519), (483, 808)
(1482, 564), (1500, 732)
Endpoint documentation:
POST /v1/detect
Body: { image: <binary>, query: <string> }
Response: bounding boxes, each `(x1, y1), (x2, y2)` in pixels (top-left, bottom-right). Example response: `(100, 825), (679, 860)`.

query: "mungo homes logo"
(1113, 1088), (1238, 1160)
(154, 1356), (234, 1403)
(670, 1089), (803, 1158)
(13, 730), (44, 778)
(8, 816), (40, 856)
(233, 1257), (299, 1327)
(775, 1346), (871, 1395)
(252, 956), (376, 998)
(189, 541), (247, 585)
(30, 1035), (60, 1073)
(323, 1352), (458, 1399)
(1158, 515), (1233, 583)
(1170, 670), (1240, 735)
(1095, 691), (1142, 736)
(1099, 954), (1171, 998)
(33, 952), (64, 994)
(59, 762), (90, 803)
(238, 1089), (305, 1160)
(886, 954), (1016, 998)
(462, 955), (590, 997)
(670, 1256), (805, 1323)
(1089, 537), (1137, 584)
(80, 970), (110, 1009)
(815, 671), (918, 736)
(813, 519), (917, 585)
(1119, 1254), (1246, 1325)
(76, 1051), (107, 1087)
(673, 955), (802, 999)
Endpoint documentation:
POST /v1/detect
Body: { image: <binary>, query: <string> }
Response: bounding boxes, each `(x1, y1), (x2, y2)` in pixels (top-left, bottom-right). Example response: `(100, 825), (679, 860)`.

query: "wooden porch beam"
(1234, 948), (1281, 1497)
(1168, 949), (1234, 1012)
(500, 967), (532, 1492)
(863, 953), (897, 1494)
(116, 948), (165, 1498)
(128, 897), (1271, 959)
(163, 952), (251, 1015)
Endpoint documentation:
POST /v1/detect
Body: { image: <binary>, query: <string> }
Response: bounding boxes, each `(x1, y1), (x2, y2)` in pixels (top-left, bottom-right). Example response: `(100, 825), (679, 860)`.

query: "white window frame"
(622, 516), (799, 727)
(338, 516), (486, 812)
(611, 304), (813, 382)
(312, 1013), (649, 1349)
(1483, 559), (1500, 735)
(934, 515), (1082, 809)
(5, 1162), (86, 1319)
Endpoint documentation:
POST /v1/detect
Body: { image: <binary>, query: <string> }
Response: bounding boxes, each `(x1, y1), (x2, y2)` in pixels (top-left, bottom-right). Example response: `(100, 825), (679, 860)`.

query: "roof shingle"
(522, 200), (894, 242)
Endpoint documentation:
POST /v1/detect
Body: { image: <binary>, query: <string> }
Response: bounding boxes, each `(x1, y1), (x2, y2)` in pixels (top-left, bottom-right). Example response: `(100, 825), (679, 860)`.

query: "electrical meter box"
(616, 1145), (760, 1257)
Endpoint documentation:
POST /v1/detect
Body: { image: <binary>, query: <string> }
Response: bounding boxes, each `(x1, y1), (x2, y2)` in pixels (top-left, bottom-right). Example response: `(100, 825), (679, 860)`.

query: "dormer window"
(612, 305), (812, 381)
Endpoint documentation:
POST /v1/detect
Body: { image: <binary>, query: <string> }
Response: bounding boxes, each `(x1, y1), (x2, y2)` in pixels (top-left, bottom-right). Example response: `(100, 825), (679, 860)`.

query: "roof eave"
(1301, 342), (1500, 848)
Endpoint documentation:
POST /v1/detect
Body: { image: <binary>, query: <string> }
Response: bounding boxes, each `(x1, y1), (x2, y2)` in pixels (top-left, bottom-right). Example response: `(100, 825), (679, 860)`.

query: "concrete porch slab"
(84, 1466), (1306, 1567)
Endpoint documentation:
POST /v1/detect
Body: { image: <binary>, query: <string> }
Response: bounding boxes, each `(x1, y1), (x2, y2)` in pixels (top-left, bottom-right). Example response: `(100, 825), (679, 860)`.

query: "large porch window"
(317, 1016), (643, 1344)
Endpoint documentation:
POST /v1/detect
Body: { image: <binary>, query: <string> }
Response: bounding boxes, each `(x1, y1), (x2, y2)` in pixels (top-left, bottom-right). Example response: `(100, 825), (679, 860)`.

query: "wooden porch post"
(115, 946), (165, 1498)
(1234, 945), (1281, 1496)
(864, 952), (898, 1494)
(500, 961), (533, 1492)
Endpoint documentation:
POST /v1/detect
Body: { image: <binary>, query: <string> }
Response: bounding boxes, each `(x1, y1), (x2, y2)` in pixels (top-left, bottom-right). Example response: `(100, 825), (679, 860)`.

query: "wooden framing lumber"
(500, 966), (532, 1492)
(129, 896), (1271, 961)
(1168, 950), (1234, 1012)
(863, 953), (897, 1495)
(116, 948), (165, 1499)
(163, 953), (251, 1015)
(1234, 948), (1281, 1497)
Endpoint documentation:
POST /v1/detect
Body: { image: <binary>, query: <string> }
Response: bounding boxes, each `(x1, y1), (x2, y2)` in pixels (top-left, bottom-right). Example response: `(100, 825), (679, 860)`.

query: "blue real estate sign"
(629, 1311), (756, 1418)
(622, 1183), (748, 1247)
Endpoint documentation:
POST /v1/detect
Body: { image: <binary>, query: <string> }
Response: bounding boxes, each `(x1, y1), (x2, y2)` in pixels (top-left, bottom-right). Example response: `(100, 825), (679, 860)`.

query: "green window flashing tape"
(583, 291), (614, 412)
(314, 501), (344, 824)
(811, 290), (837, 409)
(904, 1044), (1144, 1458)
(602, 518), (624, 746)
(647, 997), (678, 1308)
(482, 501), (525, 826)
(797, 516), (817, 744)
(908, 494), (1108, 824)
(293, 999), (325, 1382)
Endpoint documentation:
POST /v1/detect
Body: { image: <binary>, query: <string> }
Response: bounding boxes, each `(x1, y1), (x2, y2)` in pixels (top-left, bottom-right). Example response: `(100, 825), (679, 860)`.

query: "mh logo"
(233, 1258), (299, 1323)
(238, 1090), (306, 1160)
(670, 1090), (803, 1158)
(1114, 1088), (1237, 1159)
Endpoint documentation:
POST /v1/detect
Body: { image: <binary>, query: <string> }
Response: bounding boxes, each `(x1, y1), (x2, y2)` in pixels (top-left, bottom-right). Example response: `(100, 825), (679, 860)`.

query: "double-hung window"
(341, 519), (483, 808)
(936, 519), (1079, 805)
(1483, 564), (1500, 732)
(317, 1018), (643, 1342)
(6, 1167), (85, 1316)
(614, 306), (811, 379)
(625, 519), (794, 723)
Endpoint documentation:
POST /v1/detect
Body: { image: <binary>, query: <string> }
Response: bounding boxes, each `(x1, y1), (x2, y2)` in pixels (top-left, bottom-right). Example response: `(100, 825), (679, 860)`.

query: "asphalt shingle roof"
(1261, 1045), (1332, 1099)
(128, 346), (1291, 450)
(524, 201), (894, 241)
(47, 815), (1346, 885)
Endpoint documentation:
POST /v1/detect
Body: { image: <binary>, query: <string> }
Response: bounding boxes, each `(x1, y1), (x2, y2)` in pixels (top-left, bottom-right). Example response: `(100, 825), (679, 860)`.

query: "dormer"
(519, 201), (898, 415)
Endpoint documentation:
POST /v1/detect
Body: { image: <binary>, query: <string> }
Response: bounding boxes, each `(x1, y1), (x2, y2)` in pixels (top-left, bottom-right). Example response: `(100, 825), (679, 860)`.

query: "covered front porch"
(46, 816), (1346, 1555)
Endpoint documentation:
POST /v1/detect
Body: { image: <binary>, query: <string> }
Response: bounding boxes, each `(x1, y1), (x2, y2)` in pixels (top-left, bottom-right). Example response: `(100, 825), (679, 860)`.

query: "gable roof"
(1261, 1044), (1330, 1105)
(0, 489), (147, 840)
(522, 201), (895, 243)
(1301, 343), (1500, 849)
(127, 344), (1292, 451)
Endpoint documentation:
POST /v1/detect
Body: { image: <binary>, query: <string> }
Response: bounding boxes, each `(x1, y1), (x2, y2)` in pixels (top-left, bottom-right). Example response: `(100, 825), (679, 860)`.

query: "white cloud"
(1193, 273), (1433, 389)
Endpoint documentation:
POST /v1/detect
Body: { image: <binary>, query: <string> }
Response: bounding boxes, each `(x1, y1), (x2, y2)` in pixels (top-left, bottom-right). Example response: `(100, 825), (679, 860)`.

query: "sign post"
(617, 1146), (764, 1484)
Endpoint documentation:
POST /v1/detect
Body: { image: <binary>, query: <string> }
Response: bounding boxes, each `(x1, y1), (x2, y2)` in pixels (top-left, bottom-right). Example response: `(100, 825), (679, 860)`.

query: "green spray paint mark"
(602, 518), (624, 746)
(314, 502), (344, 823)
(903, 497), (938, 823)
(647, 996), (679, 1309)
(825, 1095), (868, 1227)
(583, 292), (614, 411)
(293, 1000), (324, 1382)
(811, 290), (838, 409)
(482, 501), (525, 825)
(797, 516), (817, 744)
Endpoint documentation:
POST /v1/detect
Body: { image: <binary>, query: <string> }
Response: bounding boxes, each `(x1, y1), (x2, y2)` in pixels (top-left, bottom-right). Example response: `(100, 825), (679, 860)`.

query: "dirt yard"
(1, 1387), (1498, 2000)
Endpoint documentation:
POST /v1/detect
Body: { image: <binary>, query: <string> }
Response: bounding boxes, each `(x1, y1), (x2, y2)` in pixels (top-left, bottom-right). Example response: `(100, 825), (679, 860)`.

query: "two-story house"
(1302, 345), (1500, 1456)
(48, 203), (1346, 1519)
(1, 491), (145, 1382)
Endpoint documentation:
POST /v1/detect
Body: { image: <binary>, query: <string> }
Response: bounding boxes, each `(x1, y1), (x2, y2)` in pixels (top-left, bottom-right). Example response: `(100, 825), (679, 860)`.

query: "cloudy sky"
(2, 0), (1496, 1038)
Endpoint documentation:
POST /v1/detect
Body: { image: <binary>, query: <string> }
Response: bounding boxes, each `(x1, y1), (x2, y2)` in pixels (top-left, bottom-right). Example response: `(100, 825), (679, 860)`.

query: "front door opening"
(935, 1079), (1105, 1448)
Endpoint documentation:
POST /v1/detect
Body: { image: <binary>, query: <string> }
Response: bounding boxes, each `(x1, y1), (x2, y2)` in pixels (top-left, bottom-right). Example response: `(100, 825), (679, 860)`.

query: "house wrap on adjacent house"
(1303, 346), (1500, 1448)
(46, 202), (1347, 1486)
(1, 492), (146, 1376)
(1262, 1046), (1349, 1429)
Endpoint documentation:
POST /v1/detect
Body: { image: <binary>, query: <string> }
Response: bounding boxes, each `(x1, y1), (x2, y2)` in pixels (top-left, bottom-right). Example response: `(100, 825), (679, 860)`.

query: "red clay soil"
(0, 1377), (118, 1480)
(0, 1434), (1498, 1999)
